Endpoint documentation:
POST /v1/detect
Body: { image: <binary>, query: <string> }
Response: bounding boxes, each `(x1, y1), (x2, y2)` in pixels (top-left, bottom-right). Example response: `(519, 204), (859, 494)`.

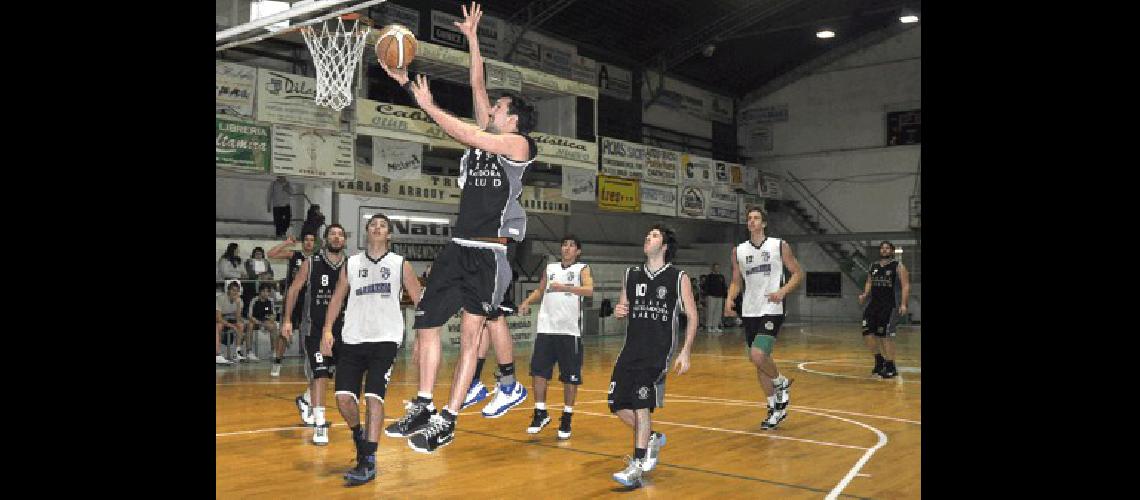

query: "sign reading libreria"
(215, 117), (270, 172)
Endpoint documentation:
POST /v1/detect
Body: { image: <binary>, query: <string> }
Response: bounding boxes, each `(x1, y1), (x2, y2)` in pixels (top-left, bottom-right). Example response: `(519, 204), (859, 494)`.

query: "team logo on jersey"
(380, 267), (391, 280)
(638, 386), (649, 400)
(871, 269), (879, 275)
(359, 269), (368, 278)
(746, 255), (753, 264)
(760, 251), (770, 261)
(656, 286), (668, 299)
(549, 273), (555, 282)
(886, 270), (892, 276)
(567, 271), (575, 281)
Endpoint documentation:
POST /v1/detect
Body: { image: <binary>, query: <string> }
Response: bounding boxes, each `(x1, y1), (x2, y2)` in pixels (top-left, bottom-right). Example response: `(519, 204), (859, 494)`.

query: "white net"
(300, 16), (371, 111)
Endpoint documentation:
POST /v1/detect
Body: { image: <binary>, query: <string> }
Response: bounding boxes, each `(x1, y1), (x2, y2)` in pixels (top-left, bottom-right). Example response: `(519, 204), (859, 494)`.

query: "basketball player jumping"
(281, 225), (347, 445)
(518, 235), (593, 440)
(858, 241), (910, 379)
(378, 1), (539, 453)
(724, 206), (804, 430)
(319, 213), (422, 486)
(609, 225), (699, 488)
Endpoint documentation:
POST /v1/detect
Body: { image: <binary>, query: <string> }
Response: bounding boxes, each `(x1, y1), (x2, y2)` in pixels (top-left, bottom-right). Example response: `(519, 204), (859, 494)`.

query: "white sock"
(767, 395), (776, 408)
(774, 374), (786, 386)
(535, 402), (547, 411)
(314, 407), (326, 426)
(303, 389), (312, 405)
(417, 391), (433, 400)
(563, 406), (573, 413)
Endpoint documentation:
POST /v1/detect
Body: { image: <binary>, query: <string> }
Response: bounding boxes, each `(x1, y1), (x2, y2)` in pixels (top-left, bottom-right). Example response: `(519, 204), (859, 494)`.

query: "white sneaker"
(613, 457), (645, 488)
(642, 432), (666, 471)
(247, 352), (261, 362)
(215, 355), (232, 365)
(481, 382), (528, 418)
(234, 352), (247, 362)
(296, 396), (314, 426)
(270, 364), (281, 377)
(313, 423), (329, 445)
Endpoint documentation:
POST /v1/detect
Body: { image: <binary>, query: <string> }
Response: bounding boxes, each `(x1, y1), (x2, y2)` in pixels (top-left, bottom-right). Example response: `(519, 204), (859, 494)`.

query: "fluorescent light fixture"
(250, 0), (293, 32)
(816, 30), (835, 39)
(900, 15), (919, 23)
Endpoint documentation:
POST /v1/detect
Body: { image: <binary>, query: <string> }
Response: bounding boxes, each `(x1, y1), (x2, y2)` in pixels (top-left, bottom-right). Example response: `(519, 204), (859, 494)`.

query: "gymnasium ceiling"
(219, 0), (921, 100)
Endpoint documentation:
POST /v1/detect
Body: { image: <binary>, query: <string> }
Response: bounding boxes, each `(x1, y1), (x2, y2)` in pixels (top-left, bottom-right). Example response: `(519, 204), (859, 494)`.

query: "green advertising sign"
(216, 118), (270, 172)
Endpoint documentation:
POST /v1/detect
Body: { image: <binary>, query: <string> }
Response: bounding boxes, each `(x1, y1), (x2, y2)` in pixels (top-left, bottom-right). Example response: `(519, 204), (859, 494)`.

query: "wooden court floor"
(216, 323), (920, 499)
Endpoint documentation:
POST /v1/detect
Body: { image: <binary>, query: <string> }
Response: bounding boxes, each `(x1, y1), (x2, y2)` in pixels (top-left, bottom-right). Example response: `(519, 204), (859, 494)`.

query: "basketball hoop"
(300, 14), (371, 111)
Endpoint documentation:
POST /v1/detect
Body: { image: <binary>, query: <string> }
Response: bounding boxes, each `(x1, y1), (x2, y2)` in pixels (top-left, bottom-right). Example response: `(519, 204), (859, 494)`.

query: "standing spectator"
(217, 243), (245, 281)
(703, 263), (728, 333)
(300, 205), (326, 244)
(268, 176), (294, 238)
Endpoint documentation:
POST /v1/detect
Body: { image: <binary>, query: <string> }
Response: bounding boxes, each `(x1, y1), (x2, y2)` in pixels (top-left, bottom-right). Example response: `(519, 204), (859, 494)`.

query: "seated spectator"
(247, 283), (284, 376)
(216, 280), (249, 364)
(217, 243), (245, 281)
(244, 246), (274, 282)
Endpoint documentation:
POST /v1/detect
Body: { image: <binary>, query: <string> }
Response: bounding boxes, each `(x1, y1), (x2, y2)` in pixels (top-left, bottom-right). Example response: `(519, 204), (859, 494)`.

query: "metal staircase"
(772, 171), (873, 286)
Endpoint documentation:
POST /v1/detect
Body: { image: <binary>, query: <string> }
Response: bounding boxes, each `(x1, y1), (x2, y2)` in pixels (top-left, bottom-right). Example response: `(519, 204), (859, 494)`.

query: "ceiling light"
(899, 15), (918, 23)
(816, 30), (835, 39)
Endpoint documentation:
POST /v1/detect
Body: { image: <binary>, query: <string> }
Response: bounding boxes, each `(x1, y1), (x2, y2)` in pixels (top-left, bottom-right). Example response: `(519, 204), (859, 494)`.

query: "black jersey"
(867, 260), (902, 310)
(617, 263), (685, 369)
(248, 297), (275, 322)
(303, 250), (347, 335)
(454, 135), (537, 241)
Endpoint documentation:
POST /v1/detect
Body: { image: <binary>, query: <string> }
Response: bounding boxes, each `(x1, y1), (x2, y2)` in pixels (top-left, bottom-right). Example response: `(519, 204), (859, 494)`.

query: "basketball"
(375, 24), (416, 69)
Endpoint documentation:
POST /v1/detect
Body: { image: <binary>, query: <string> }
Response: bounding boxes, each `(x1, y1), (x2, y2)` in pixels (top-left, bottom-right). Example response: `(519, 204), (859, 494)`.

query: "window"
(886, 109), (921, 146)
(805, 272), (842, 298)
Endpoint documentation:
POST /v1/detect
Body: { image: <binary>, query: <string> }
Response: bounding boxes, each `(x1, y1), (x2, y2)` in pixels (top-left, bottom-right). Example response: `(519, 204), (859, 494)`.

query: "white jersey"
(736, 237), (785, 317)
(536, 262), (588, 336)
(342, 251), (406, 345)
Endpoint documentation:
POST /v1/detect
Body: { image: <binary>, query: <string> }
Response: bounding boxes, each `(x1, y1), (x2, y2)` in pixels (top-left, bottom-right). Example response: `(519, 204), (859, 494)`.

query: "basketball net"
(300, 16), (371, 111)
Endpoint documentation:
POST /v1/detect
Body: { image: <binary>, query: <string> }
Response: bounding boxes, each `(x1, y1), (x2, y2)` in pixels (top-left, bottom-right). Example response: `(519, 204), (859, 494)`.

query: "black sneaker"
(408, 414), (455, 453)
(880, 362), (898, 379)
(873, 356), (885, 375)
(557, 412), (573, 440)
(526, 409), (551, 434)
(344, 454), (376, 486)
(384, 400), (435, 438)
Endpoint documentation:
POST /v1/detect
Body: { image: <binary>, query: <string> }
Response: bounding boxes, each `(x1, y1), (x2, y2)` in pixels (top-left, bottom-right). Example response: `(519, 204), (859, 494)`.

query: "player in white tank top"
(518, 236), (594, 438)
(724, 206), (804, 431)
(320, 215), (423, 481)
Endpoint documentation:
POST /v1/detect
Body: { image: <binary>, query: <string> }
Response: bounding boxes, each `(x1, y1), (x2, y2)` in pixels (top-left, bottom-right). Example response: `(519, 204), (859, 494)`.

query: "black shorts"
(743, 315), (785, 347)
(530, 333), (584, 384)
(608, 363), (667, 413)
(334, 341), (399, 403)
(862, 306), (899, 338)
(304, 332), (340, 379)
(413, 241), (511, 329)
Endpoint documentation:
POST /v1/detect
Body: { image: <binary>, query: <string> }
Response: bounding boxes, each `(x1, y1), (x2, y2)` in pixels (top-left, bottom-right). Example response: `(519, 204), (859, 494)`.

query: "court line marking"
(797, 360), (921, 384)
(800, 408), (888, 500)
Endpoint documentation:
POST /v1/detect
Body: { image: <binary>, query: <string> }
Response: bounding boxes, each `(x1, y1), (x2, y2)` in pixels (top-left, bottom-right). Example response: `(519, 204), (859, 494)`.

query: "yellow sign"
(597, 175), (640, 212)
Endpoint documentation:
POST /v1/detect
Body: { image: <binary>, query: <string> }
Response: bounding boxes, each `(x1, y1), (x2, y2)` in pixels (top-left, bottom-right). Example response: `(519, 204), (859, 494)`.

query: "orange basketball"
(375, 24), (417, 69)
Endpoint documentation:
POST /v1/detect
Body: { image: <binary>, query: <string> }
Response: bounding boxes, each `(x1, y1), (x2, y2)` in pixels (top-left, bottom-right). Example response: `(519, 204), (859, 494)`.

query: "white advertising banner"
(712, 160), (733, 188)
(216, 61), (256, 119)
(562, 167), (597, 201)
(644, 146), (681, 185)
(758, 172), (782, 199)
(570, 55), (596, 85)
(271, 126), (354, 180)
(430, 9), (465, 49)
(372, 137), (423, 180)
(599, 136), (646, 179)
(533, 132), (598, 171)
(640, 182), (677, 217)
(707, 189), (738, 222)
(256, 70), (341, 130)
(678, 185), (707, 219)
(681, 153), (715, 186)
